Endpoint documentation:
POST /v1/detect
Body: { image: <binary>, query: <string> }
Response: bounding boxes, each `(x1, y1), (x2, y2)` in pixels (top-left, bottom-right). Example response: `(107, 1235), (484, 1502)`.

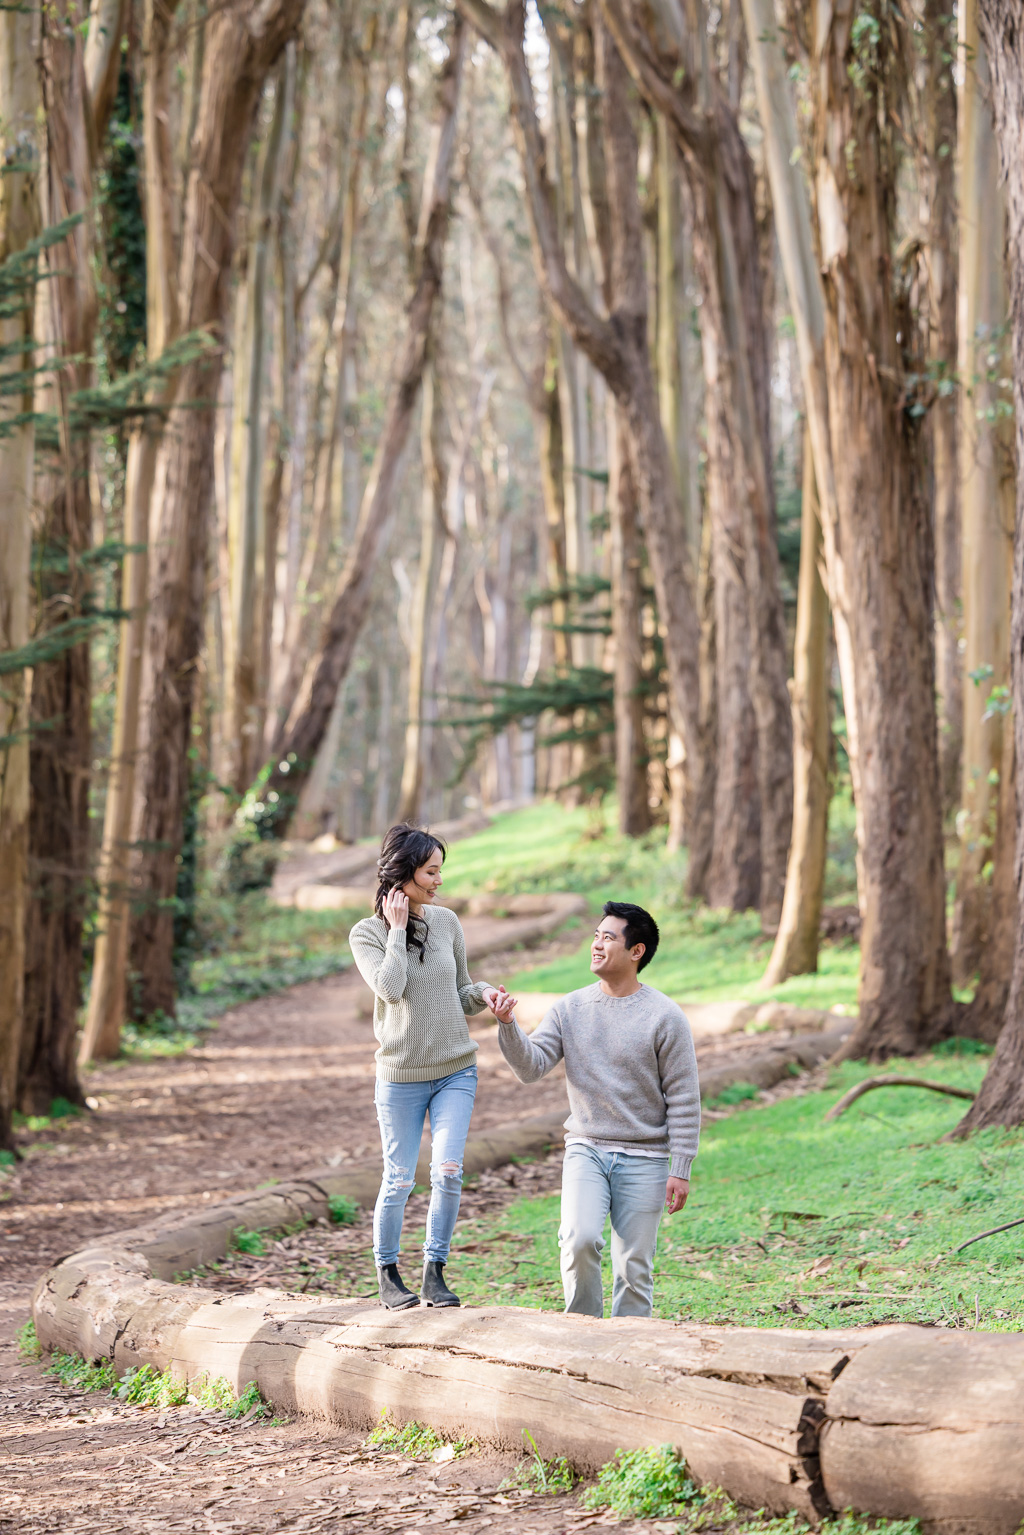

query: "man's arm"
(496, 1003), (565, 1084)
(658, 1011), (701, 1183)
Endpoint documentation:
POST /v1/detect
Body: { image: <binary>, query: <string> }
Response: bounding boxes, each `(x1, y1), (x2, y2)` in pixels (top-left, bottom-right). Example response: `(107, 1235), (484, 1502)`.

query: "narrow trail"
(0, 909), (776, 1534)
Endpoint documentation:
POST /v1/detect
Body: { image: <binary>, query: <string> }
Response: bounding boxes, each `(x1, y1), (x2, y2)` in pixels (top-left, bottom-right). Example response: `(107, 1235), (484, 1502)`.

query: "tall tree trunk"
(813, 2), (951, 1059)
(397, 362), (445, 824)
(954, 0), (1024, 1133)
(599, 0), (792, 923)
(951, 0), (1015, 991)
(20, 1), (97, 1111)
(0, 3), (40, 1149)
(128, 0), (307, 1025)
(920, 0), (960, 814)
(609, 402), (650, 836)
(262, 17), (467, 826)
(460, 0), (703, 843)
(739, 0), (951, 1056)
(226, 59), (291, 795)
(762, 440), (830, 985)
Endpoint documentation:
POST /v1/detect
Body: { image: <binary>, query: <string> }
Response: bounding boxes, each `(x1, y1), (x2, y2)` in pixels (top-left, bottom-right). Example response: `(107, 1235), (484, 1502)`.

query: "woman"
(349, 823), (504, 1311)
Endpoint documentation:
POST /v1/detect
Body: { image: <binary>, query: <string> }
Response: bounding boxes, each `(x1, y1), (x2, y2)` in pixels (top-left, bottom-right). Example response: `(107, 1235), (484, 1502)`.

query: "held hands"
(484, 984), (519, 1024)
(383, 887), (410, 931)
(665, 1177), (689, 1215)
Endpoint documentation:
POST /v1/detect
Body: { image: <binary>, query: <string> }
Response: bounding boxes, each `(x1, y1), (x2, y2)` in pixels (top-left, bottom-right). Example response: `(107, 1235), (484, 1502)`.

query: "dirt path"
(0, 913), (783, 1534)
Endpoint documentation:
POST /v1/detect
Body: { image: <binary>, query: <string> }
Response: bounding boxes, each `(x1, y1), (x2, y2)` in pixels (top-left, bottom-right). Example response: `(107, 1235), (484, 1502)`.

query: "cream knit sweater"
(349, 906), (492, 1083)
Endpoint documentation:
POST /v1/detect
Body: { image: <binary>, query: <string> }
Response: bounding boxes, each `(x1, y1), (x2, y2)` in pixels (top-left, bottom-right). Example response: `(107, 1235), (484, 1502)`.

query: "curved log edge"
(30, 1069), (1024, 1532)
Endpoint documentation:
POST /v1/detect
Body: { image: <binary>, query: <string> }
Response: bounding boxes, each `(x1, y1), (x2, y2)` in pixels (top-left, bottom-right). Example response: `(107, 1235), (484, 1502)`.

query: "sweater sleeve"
(497, 1004), (565, 1084)
(452, 914), (491, 1015)
(349, 921), (409, 1004)
(658, 1011), (701, 1179)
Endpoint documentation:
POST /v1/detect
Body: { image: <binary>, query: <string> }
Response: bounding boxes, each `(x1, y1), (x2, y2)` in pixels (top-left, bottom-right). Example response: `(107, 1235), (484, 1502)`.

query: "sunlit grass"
(438, 1054), (1023, 1331)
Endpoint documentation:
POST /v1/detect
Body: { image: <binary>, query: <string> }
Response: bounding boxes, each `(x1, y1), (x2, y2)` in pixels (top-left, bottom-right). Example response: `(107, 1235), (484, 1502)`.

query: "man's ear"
(631, 942), (646, 965)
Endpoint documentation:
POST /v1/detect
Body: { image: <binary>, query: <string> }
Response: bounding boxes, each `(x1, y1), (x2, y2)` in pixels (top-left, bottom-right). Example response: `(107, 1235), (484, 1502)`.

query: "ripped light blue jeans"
(373, 1066), (477, 1268)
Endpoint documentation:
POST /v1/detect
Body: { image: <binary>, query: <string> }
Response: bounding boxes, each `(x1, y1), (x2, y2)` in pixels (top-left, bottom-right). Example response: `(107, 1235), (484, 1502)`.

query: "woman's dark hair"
(602, 900), (659, 972)
(375, 824), (447, 963)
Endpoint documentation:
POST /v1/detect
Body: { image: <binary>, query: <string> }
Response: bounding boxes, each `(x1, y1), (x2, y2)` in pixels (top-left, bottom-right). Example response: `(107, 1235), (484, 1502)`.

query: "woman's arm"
(349, 922), (409, 1004)
(452, 915), (493, 1015)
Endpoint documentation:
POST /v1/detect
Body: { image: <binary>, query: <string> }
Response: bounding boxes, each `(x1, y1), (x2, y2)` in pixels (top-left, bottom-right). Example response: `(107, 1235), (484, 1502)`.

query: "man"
(490, 901), (699, 1319)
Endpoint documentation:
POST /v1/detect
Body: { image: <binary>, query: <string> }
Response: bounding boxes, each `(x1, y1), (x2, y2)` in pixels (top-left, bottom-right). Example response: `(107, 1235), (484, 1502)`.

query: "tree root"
(824, 1075), (976, 1122)
(954, 1215), (1024, 1254)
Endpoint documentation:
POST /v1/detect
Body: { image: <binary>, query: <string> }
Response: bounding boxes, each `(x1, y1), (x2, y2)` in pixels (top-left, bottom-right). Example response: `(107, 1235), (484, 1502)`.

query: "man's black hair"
(602, 901), (659, 972)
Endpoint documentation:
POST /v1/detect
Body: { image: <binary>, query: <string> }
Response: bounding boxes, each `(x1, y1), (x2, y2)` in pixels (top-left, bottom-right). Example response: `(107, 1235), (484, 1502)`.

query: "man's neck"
(598, 974), (642, 999)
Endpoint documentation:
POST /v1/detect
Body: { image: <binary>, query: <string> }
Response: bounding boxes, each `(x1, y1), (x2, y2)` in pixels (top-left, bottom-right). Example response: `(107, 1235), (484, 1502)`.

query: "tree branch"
(824, 1076), (977, 1123)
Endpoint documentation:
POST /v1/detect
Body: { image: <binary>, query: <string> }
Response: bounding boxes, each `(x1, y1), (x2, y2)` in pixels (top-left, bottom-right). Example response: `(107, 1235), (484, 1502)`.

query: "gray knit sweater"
(349, 906), (491, 1083)
(497, 982), (701, 1179)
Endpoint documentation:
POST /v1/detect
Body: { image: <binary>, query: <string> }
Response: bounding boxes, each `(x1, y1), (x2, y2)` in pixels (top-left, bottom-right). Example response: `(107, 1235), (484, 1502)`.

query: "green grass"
(506, 905), (860, 1011)
(502, 1430), (577, 1494)
(439, 1054), (1024, 1329)
(230, 1226), (267, 1256)
(439, 800), (861, 1012)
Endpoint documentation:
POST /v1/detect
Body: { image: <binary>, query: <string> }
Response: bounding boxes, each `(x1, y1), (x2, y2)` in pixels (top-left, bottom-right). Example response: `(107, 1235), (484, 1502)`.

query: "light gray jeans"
(558, 1141), (669, 1318)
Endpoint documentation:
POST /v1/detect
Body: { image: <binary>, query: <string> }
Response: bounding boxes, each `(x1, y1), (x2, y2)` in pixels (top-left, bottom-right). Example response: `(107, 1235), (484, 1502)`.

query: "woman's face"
(402, 850), (444, 906)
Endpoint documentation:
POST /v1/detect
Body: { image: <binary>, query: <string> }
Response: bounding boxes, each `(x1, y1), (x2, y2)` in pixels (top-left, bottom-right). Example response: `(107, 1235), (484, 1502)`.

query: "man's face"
(590, 915), (643, 978)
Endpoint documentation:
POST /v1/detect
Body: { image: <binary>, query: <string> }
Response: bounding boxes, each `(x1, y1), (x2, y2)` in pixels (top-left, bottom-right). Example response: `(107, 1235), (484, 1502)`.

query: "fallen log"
(28, 1100), (1024, 1529)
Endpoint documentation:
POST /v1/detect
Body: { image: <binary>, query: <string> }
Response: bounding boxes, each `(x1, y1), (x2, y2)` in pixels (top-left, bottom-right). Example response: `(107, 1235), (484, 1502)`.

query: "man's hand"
(484, 985), (518, 1023)
(665, 1177), (689, 1215)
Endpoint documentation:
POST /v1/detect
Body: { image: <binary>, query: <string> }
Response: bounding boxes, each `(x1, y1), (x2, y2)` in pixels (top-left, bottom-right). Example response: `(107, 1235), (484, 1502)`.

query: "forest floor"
(0, 909), (831, 1535)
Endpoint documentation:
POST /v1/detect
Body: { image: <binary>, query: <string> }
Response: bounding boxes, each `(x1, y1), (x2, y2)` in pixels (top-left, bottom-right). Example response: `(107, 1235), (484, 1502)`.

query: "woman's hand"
(383, 887), (409, 931)
(492, 989), (519, 1024)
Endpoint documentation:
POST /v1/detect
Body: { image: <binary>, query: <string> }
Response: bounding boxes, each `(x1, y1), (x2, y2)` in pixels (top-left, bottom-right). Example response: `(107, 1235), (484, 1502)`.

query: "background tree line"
(2, 0), (1024, 1150)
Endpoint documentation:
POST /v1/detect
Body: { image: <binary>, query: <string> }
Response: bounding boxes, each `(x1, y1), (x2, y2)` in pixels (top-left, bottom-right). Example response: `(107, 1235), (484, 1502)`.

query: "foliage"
(44, 1350), (119, 1392)
(501, 1430), (576, 1495)
(705, 1081), (760, 1108)
(12, 1096), (81, 1132)
(328, 1194), (359, 1225)
(441, 1054), (1024, 1328)
(231, 1226), (267, 1256)
(42, 1347), (269, 1418)
(16, 1321), (41, 1360)
(96, 59), (147, 377)
(582, 1445), (696, 1518)
(365, 1410), (473, 1459)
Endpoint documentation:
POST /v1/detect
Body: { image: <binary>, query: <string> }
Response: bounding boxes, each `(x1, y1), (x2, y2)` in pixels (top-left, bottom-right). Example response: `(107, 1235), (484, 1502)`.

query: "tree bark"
(460, 0), (703, 841)
(83, 0), (126, 139)
(955, 0), (1024, 1132)
(599, 0), (792, 924)
(225, 59), (291, 795)
(397, 362), (445, 824)
(739, 0), (951, 1057)
(609, 402), (650, 836)
(0, 2), (40, 1149)
(80, 0), (182, 1063)
(919, 0), (961, 814)
(951, 0), (1015, 991)
(20, 1), (97, 1112)
(813, 3), (951, 1059)
(128, 0), (307, 1023)
(762, 440), (830, 986)
(262, 17), (467, 827)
